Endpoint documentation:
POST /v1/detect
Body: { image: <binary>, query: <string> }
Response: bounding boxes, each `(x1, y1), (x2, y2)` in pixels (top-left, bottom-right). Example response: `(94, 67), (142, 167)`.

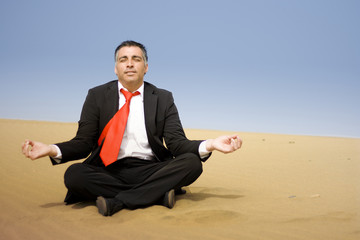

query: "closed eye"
(118, 56), (127, 62)
(133, 56), (142, 62)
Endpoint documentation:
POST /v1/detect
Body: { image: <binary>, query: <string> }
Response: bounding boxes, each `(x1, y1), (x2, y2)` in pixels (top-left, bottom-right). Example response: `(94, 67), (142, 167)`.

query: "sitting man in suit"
(21, 40), (242, 216)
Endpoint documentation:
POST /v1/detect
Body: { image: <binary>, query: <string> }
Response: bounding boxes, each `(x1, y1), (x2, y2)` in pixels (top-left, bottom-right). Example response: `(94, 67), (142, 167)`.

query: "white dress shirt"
(117, 82), (154, 160)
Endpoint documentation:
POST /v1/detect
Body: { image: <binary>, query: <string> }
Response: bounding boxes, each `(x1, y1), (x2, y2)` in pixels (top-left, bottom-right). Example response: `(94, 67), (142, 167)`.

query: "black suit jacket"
(51, 80), (209, 167)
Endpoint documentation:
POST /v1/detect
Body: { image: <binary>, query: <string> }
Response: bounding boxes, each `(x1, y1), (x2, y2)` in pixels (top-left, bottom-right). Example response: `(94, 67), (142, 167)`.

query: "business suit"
(52, 80), (209, 206)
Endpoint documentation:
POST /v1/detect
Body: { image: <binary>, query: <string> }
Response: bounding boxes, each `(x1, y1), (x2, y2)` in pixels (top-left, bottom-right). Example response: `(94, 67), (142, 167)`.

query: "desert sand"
(0, 119), (359, 240)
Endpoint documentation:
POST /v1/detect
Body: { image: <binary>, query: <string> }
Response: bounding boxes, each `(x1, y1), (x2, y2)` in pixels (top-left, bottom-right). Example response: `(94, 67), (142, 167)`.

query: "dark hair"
(114, 40), (148, 64)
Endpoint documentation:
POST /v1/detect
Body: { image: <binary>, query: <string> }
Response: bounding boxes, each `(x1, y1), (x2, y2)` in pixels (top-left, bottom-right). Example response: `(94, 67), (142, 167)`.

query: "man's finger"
(231, 136), (242, 150)
(22, 141), (29, 156)
(231, 138), (237, 151)
(21, 142), (26, 154)
(237, 137), (242, 149)
(22, 140), (34, 158)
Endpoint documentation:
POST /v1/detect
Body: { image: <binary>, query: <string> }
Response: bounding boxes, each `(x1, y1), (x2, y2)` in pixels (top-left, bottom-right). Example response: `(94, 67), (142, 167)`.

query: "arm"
(54, 88), (101, 162)
(22, 87), (102, 163)
(162, 93), (242, 158)
(162, 93), (203, 157)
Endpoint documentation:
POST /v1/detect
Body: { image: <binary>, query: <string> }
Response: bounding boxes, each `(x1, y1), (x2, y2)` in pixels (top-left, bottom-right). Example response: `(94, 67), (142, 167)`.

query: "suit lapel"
(108, 81), (119, 115)
(143, 82), (158, 139)
(101, 81), (119, 131)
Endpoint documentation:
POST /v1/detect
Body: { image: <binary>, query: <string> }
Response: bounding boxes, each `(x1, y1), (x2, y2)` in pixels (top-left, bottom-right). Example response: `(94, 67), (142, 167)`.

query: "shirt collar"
(117, 81), (144, 97)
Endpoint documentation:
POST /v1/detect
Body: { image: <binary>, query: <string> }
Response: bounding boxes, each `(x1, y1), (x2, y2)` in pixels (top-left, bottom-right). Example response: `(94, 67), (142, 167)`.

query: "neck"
(118, 80), (143, 92)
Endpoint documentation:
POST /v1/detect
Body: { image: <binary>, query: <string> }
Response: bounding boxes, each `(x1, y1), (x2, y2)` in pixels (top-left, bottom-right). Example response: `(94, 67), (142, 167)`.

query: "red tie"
(98, 89), (140, 166)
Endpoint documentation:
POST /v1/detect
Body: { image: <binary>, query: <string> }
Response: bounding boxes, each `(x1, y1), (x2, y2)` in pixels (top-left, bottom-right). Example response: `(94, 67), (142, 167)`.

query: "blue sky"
(1, 0), (359, 138)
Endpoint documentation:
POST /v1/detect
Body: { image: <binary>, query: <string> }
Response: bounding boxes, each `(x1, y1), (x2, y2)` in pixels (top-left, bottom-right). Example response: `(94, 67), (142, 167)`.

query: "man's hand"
(206, 135), (242, 154)
(22, 140), (58, 160)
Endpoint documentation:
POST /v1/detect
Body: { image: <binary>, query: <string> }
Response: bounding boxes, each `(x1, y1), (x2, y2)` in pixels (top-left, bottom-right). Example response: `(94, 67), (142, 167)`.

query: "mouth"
(125, 71), (136, 75)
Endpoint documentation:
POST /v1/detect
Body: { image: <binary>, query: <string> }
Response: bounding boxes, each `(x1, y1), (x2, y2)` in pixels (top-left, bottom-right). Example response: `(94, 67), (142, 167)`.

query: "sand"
(0, 119), (359, 240)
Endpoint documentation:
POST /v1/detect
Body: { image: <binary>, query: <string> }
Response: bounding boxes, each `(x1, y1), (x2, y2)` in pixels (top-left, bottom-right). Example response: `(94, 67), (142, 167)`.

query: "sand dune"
(1, 119), (359, 239)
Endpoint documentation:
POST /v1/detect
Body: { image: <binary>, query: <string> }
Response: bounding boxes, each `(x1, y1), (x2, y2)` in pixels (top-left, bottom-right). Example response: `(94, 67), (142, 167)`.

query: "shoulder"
(89, 80), (117, 93)
(144, 81), (173, 98)
(84, 80), (118, 99)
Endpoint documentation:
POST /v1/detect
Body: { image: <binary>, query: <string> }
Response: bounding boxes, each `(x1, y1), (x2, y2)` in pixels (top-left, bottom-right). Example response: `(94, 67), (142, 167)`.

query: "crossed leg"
(64, 153), (203, 215)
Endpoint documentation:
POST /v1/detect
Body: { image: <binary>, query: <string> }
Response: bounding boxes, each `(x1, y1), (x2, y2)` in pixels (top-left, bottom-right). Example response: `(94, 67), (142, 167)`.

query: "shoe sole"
(165, 189), (175, 209)
(96, 196), (109, 216)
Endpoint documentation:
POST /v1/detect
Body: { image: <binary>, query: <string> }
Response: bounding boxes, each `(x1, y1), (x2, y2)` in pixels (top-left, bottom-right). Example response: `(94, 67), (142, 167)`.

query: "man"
(22, 40), (242, 216)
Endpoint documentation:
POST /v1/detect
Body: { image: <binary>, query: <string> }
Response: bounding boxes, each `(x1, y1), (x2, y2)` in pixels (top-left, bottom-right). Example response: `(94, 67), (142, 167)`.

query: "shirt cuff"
(52, 144), (62, 163)
(198, 140), (211, 159)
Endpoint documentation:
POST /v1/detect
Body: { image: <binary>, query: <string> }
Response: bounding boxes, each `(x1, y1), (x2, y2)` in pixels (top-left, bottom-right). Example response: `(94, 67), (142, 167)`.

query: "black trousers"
(64, 153), (203, 209)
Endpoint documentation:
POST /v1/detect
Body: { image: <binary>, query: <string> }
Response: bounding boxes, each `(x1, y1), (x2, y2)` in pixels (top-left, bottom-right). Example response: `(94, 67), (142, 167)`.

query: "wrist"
(205, 139), (214, 152)
(48, 145), (58, 158)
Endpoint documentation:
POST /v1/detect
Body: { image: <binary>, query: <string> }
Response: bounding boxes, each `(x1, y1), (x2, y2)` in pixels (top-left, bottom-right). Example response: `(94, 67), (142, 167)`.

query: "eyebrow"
(118, 55), (143, 60)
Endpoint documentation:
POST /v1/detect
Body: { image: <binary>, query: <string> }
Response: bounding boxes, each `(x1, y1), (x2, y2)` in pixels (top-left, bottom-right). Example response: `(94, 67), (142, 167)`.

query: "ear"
(144, 64), (148, 75)
(114, 66), (118, 76)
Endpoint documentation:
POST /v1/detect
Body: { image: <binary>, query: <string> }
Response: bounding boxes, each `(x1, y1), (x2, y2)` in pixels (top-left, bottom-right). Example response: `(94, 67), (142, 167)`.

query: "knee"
(181, 153), (203, 177)
(64, 163), (87, 190)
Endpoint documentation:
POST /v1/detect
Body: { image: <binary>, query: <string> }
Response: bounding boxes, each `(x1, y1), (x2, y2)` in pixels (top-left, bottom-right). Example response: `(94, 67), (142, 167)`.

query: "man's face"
(114, 46), (148, 89)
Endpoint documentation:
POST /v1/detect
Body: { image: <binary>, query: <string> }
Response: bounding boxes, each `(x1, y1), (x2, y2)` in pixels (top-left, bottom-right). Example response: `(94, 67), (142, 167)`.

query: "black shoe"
(96, 196), (123, 216)
(163, 189), (175, 209)
(175, 188), (186, 195)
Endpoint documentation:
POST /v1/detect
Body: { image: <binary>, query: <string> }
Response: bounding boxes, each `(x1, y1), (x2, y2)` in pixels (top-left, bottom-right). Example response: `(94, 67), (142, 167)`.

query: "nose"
(126, 59), (134, 68)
